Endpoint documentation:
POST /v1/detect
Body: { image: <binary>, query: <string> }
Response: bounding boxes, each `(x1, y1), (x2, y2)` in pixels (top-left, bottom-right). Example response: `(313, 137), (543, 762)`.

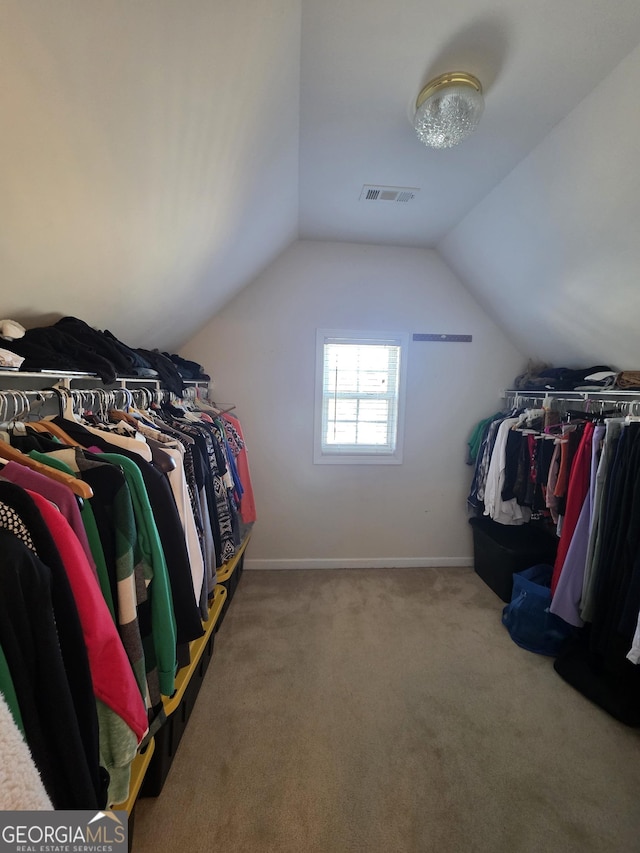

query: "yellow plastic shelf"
(162, 531), (251, 710)
(163, 584), (227, 715)
(114, 530), (252, 809)
(112, 736), (155, 814)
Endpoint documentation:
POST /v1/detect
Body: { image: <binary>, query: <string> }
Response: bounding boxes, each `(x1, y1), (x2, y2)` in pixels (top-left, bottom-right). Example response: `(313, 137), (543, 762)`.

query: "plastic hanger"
(0, 388), (82, 447)
(0, 438), (93, 499)
(50, 385), (79, 421)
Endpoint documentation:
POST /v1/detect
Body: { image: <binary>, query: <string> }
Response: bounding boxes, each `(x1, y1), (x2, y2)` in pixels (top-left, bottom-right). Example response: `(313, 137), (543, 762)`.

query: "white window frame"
(313, 329), (408, 465)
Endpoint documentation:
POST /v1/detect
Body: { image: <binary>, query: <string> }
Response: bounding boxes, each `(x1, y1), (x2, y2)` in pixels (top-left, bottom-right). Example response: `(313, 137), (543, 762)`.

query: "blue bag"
(501, 564), (575, 656)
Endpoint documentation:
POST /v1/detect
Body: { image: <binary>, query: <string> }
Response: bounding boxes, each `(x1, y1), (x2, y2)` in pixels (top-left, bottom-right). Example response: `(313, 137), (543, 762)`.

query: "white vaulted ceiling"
(0, 0), (301, 350)
(2, 0), (640, 363)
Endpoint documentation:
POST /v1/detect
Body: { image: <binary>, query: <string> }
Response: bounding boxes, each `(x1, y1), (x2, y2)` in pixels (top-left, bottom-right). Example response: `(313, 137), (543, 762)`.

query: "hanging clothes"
(222, 413), (257, 522)
(0, 690), (53, 811)
(10, 431), (172, 724)
(1, 462), (96, 571)
(0, 378), (256, 806)
(547, 418), (640, 725)
(482, 418), (532, 525)
(51, 417), (203, 654)
(550, 424), (605, 627)
(155, 410), (238, 565)
(0, 493), (102, 809)
(25, 489), (147, 805)
(470, 393), (640, 721)
(551, 422), (594, 594)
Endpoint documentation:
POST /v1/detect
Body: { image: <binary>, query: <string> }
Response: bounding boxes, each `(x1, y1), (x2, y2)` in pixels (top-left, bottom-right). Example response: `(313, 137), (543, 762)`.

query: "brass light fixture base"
(416, 72), (483, 111)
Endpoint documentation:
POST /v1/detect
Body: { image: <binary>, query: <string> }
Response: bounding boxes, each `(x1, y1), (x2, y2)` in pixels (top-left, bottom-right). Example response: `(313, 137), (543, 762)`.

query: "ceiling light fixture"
(413, 72), (484, 149)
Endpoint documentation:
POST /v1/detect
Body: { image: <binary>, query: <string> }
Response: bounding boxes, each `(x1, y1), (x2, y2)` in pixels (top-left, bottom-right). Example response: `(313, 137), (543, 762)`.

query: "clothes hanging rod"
(503, 388), (640, 399)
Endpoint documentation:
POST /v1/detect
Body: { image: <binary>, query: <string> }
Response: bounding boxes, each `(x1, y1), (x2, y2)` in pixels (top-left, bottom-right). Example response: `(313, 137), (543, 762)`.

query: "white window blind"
(314, 330), (407, 465)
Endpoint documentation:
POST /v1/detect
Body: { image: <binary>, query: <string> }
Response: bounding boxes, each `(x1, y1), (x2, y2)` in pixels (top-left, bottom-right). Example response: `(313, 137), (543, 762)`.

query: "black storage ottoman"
(469, 517), (558, 602)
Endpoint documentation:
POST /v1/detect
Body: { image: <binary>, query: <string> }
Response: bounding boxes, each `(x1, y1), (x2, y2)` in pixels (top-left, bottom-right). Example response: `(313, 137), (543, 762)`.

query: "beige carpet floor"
(132, 568), (640, 853)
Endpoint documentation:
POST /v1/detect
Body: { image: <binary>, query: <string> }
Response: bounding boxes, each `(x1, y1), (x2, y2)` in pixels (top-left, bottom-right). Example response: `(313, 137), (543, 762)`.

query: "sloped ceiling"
(0, 0), (301, 352)
(1, 0), (640, 360)
(439, 40), (640, 370)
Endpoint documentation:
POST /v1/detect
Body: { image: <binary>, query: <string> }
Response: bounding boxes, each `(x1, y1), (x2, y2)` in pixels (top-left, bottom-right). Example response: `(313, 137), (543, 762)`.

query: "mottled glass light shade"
(414, 83), (484, 149)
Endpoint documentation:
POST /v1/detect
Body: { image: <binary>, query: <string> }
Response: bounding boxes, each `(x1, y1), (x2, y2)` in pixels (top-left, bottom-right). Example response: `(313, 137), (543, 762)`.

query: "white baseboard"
(244, 557), (473, 570)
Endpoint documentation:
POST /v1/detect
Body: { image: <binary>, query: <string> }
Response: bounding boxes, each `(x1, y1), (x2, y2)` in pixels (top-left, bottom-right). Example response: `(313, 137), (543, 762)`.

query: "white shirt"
(483, 417), (531, 526)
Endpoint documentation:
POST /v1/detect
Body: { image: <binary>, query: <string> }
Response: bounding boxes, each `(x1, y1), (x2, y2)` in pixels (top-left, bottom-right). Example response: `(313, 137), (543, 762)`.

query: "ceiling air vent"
(359, 185), (419, 203)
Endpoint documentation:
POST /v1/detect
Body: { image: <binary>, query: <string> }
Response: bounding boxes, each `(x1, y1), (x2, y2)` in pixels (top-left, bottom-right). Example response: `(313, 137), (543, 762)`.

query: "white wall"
(183, 240), (526, 568)
(439, 41), (640, 369)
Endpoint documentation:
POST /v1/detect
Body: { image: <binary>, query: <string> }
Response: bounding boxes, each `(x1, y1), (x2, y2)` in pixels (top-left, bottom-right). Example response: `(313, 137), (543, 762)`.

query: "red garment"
(26, 491), (149, 741)
(551, 422), (594, 595)
(528, 434), (537, 484)
(223, 413), (257, 524)
(554, 425), (577, 498)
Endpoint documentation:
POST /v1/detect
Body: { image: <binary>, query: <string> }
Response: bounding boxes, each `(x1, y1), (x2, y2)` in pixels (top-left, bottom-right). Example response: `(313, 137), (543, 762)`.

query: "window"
(314, 329), (407, 464)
